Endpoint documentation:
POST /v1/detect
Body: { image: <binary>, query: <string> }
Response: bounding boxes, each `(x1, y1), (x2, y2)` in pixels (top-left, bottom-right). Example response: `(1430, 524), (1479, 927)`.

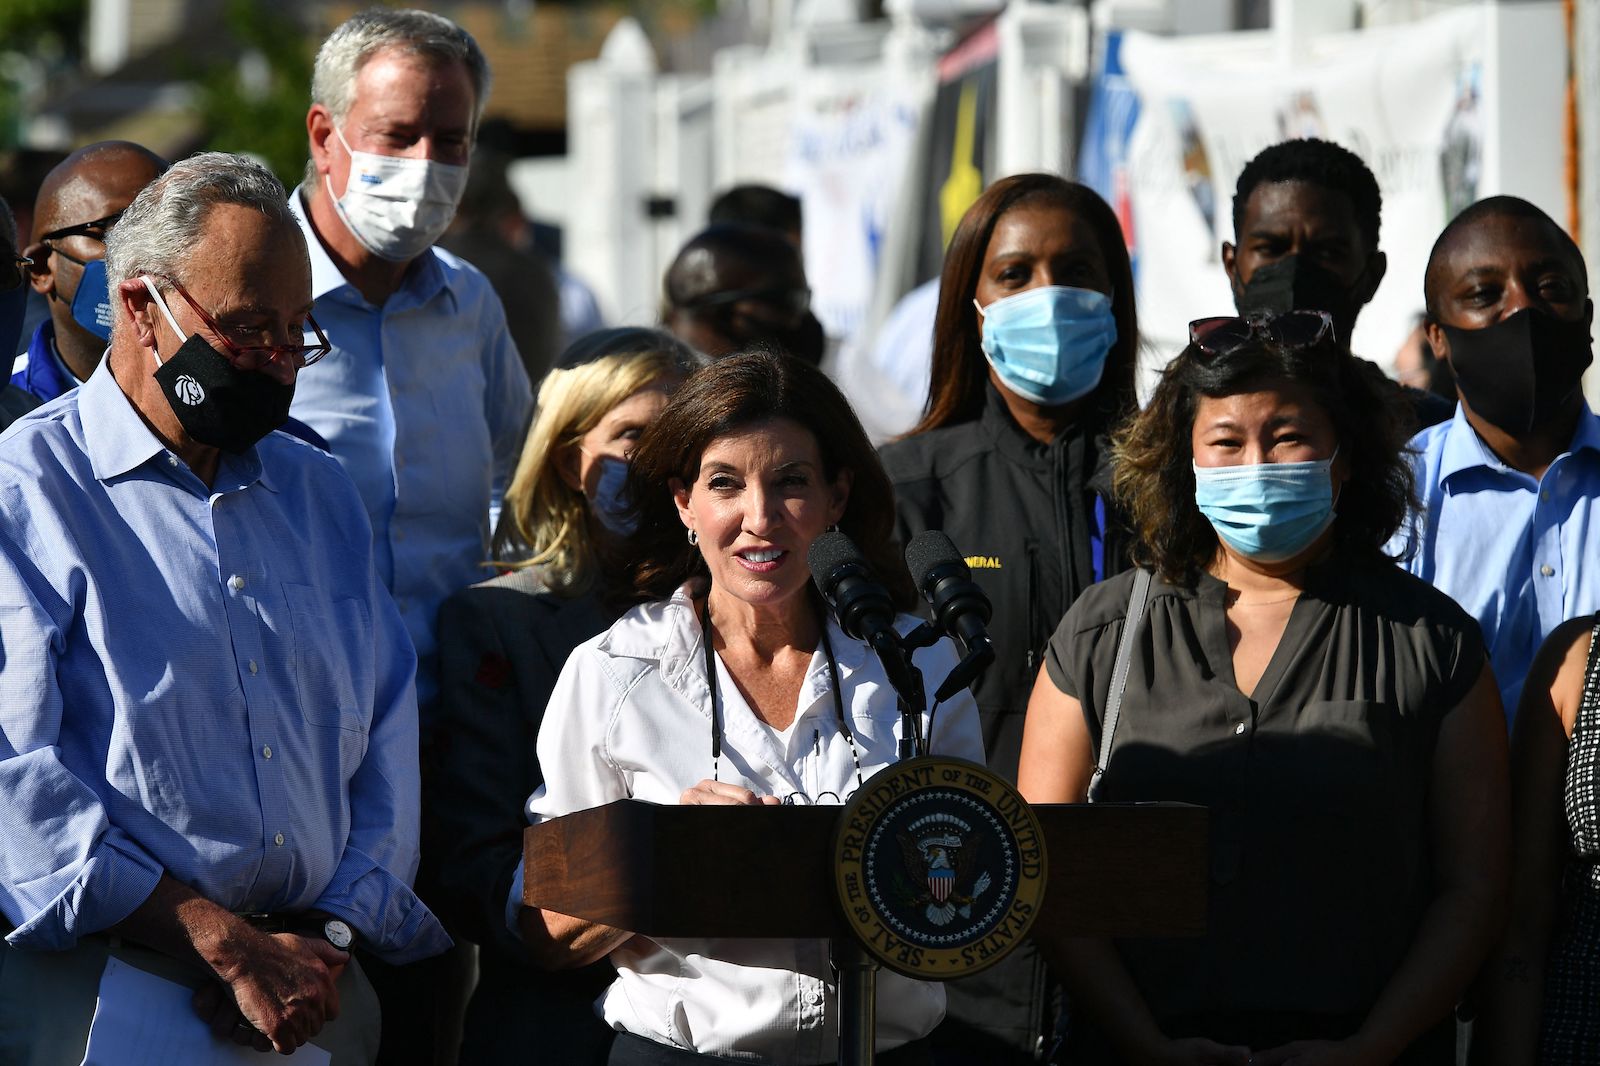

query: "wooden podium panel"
(524, 800), (1206, 940)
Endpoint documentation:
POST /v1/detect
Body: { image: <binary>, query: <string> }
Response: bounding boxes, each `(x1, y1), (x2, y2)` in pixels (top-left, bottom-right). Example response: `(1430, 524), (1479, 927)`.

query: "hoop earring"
(687, 529), (699, 546)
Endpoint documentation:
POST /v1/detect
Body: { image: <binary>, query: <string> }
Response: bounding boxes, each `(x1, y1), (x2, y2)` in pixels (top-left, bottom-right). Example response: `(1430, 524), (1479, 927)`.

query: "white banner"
(1117, 6), (1487, 386)
(784, 69), (925, 346)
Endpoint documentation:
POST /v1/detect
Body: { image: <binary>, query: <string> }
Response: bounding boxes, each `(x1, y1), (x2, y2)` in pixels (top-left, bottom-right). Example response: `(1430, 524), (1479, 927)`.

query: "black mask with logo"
(1234, 254), (1363, 348)
(155, 333), (293, 454)
(1441, 307), (1593, 436)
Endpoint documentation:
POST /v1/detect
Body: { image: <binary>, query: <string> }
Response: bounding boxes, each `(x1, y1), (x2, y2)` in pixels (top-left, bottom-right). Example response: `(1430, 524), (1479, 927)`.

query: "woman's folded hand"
(679, 779), (783, 806)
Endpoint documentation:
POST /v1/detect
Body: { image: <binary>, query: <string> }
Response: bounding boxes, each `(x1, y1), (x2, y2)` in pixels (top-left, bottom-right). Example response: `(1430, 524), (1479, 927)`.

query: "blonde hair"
(495, 348), (684, 595)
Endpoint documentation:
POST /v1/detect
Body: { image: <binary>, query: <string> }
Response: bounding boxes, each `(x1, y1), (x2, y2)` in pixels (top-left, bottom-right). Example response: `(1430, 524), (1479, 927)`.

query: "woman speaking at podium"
(515, 350), (983, 1065)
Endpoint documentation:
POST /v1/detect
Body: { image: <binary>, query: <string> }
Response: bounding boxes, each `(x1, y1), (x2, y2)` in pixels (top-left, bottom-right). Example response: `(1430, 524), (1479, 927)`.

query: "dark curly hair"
(1112, 334), (1415, 584)
(612, 348), (916, 609)
(1232, 139), (1382, 253)
(909, 173), (1139, 437)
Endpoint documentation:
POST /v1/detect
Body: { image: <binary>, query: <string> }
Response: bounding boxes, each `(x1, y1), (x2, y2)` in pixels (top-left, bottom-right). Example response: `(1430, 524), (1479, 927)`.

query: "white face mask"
(325, 123), (468, 262)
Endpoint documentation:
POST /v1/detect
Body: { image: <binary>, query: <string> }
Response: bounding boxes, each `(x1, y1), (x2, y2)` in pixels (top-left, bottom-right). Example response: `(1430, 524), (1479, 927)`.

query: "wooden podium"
(524, 799), (1207, 1063)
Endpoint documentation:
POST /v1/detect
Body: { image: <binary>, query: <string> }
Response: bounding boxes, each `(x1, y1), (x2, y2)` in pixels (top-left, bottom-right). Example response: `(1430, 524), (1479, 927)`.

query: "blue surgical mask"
(1192, 453), (1339, 563)
(976, 285), (1118, 406)
(590, 455), (636, 535)
(70, 257), (114, 341)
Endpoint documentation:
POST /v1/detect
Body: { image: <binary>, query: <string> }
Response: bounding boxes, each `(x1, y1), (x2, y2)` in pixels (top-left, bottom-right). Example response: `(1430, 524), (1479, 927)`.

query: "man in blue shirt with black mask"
(14, 140), (166, 401)
(0, 151), (448, 1065)
(1394, 196), (1597, 724)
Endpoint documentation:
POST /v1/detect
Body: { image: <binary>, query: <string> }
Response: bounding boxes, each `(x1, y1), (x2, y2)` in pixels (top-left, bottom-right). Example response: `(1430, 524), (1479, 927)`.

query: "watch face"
(323, 919), (354, 950)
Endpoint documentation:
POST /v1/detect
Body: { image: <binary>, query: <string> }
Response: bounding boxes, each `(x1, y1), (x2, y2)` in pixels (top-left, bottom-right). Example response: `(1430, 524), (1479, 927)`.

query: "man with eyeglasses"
(14, 140), (165, 403)
(0, 194), (42, 431)
(0, 152), (448, 1064)
(663, 223), (825, 365)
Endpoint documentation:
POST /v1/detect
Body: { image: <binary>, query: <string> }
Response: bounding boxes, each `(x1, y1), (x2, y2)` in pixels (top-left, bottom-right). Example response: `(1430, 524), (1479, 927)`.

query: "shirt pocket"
(283, 581), (374, 734)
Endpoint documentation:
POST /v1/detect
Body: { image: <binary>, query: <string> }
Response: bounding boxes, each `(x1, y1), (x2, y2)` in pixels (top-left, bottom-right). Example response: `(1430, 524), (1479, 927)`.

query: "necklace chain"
(1227, 591), (1302, 607)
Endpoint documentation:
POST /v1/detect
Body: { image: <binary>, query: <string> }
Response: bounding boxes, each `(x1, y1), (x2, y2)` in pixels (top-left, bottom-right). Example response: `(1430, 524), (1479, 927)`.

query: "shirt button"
(229, 575), (245, 591)
(807, 990), (823, 1005)
(398, 600), (410, 612)
(1234, 722), (1246, 735)
(248, 660), (259, 675)
(1541, 490), (1551, 502)
(262, 745), (272, 760)
(274, 832), (285, 846)
(1541, 565), (1556, 577)
(395, 529), (406, 542)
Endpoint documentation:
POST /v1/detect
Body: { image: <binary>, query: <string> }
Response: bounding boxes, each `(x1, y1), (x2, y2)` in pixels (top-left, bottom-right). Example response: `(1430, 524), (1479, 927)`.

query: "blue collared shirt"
(286, 190), (532, 708)
(0, 361), (451, 963)
(1392, 402), (1600, 722)
(12, 320), (81, 404)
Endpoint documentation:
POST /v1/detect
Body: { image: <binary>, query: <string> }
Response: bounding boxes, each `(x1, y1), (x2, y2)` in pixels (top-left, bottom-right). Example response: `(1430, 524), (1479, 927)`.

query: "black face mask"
(1441, 307), (1593, 436)
(1234, 254), (1363, 348)
(155, 333), (294, 454)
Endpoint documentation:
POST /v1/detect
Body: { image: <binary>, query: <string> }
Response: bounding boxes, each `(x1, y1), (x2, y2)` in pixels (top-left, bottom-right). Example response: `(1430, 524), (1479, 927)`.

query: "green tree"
(0, 0), (87, 149)
(191, 0), (316, 188)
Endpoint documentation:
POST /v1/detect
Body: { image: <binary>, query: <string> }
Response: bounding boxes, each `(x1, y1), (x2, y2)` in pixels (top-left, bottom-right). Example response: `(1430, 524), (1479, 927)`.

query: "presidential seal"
(833, 755), (1047, 979)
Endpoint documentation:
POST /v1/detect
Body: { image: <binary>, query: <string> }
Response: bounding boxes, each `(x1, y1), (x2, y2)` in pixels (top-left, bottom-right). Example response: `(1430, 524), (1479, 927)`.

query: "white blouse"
(523, 585), (985, 1063)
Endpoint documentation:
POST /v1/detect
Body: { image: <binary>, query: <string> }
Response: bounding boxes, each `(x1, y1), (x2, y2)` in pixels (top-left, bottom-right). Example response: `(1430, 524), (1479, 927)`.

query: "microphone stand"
(896, 622), (994, 750)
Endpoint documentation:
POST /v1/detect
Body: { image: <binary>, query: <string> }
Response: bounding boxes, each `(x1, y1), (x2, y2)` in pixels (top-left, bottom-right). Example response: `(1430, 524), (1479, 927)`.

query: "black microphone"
(808, 531), (926, 754)
(808, 530), (898, 648)
(904, 530), (996, 702)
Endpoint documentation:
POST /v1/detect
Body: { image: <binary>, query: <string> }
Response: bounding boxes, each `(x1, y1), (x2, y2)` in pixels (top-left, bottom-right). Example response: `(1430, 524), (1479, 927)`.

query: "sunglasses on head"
(1188, 310), (1337, 358)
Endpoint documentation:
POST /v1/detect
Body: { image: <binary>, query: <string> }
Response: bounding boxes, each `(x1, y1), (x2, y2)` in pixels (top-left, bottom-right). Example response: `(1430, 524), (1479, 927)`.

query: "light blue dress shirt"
(1392, 402), (1600, 723)
(0, 361), (451, 963)
(286, 190), (533, 707)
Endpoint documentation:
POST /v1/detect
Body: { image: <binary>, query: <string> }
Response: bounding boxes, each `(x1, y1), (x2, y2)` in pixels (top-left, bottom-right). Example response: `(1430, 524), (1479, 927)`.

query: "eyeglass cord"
(703, 593), (865, 794)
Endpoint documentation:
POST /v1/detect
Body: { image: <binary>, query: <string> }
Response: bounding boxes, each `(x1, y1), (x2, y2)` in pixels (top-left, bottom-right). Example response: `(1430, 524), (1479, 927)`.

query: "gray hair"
(105, 152), (299, 342)
(312, 8), (490, 128)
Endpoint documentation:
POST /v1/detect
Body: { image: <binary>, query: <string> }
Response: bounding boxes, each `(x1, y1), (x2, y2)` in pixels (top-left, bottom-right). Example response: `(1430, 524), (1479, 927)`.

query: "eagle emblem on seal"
(896, 813), (994, 926)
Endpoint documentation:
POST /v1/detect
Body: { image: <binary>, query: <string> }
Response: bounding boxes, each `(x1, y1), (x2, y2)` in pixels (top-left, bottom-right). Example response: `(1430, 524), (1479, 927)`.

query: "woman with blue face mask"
(877, 175), (1140, 1062)
(1017, 316), (1509, 1065)
(432, 328), (701, 1066)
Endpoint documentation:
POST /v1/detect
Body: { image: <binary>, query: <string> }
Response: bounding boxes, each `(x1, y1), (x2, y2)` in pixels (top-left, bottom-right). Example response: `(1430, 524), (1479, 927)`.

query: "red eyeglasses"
(1188, 310), (1337, 357)
(162, 277), (332, 380)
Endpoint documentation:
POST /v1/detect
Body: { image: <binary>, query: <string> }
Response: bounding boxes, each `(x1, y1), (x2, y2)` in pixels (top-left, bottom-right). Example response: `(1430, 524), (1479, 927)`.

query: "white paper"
(79, 957), (332, 1066)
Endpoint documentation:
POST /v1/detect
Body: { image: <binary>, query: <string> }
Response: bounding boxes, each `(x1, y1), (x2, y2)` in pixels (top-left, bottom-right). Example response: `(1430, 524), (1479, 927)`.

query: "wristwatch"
(318, 917), (355, 950)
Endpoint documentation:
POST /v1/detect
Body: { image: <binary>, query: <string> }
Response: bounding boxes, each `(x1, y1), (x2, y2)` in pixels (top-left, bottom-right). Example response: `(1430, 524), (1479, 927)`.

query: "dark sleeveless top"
(1537, 619), (1600, 1061)
(1045, 553), (1482, 1058)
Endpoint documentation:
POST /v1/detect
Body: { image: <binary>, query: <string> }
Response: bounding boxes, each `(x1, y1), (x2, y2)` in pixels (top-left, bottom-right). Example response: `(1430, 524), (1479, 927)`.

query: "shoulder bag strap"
(1088, 568), (1153, 803)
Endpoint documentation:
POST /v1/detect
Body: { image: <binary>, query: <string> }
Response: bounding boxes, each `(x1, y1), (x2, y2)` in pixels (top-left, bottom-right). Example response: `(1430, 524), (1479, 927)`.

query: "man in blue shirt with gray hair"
(0, 151), (448, 1064)
(289, 8), (532, 710)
